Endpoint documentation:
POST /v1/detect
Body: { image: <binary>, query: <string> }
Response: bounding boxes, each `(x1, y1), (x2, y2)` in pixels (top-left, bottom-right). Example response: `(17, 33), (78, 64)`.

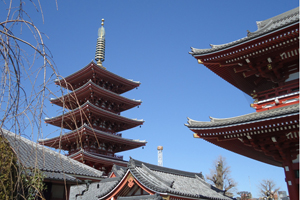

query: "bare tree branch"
(206, 155), (237, 196)
(258, 179), (280, 198)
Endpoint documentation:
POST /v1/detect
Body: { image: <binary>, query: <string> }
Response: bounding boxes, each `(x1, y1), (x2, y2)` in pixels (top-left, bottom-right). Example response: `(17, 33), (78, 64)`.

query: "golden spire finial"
(95, 18), (106, 69)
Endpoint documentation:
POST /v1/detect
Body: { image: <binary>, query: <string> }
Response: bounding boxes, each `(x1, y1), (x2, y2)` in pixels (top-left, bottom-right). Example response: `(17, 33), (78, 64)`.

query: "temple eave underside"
(189, 111), (299, 167)
(192, 23), (299, 97)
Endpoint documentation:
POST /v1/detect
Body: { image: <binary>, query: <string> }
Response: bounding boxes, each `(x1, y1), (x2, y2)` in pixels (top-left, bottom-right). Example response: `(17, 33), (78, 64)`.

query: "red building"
(40, 19), (146, 175)
(186, 8), (299, 199)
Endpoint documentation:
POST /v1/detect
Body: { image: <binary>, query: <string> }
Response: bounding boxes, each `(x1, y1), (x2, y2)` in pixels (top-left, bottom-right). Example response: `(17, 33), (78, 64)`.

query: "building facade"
(186, 7), (299, 199)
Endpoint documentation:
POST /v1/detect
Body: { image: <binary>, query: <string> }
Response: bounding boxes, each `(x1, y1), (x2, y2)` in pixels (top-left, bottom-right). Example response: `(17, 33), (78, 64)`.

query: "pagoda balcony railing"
(90, 125), (122, 137)
(257, 80), (299, 101)
(67, 148), (123, 160)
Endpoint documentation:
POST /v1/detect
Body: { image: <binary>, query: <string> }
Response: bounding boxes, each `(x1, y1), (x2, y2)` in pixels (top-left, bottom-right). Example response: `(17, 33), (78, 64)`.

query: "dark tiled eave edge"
(186, 104), (299, 129)
(190, 7), (299, 56)
(45, 101), (144, 125)
(68, 150), (128, 165)
(38, 124), (146, 146)
(55, 61), (140, 88)
(97, 170), (131, 198)
(51, 80), (141, 107)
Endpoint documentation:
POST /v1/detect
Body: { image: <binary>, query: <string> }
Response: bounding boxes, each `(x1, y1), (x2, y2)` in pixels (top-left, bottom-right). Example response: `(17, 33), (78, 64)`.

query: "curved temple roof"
(39, 124), (146, 152)
(190, 7), (299, 56)
(186, 103), (299, 129)
(51, 80), (141, 112)
(69, 150), (128, 166)
(45, 101), (144, 131)
(55, 61), (141, 94)
(186, 104), (299, 167)
(70, 158), (233, 200)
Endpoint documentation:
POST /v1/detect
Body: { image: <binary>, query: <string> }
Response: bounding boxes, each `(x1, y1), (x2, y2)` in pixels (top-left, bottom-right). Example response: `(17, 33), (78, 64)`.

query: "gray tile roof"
(71, 177), (121, 200)
(70, 158), (233, 200)
(186, 103), (299, 129)
(190, 7), (299, 56)
(128, 159), (231, 200)
(117, 194), (163, 200)
(1, 129), (103, 182)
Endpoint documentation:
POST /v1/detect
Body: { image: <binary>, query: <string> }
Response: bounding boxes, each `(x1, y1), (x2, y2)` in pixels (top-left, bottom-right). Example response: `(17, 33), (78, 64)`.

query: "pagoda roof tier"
(189, 7), (299, 96)
(51, 80), (142, 113)
(44, 101), (144, 132)
(39, 124), (146, 152)
(55, 61), (140, 94)
(186, 104), (299, 167)
(69, 149), (128, 168)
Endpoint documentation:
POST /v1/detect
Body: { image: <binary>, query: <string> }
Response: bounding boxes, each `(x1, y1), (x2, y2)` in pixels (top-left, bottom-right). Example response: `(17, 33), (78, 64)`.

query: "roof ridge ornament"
(95, 18), (106, 69)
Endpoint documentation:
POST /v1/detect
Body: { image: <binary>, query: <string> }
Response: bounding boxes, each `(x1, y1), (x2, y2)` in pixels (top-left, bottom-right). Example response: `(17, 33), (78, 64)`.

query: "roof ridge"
(130, 158), (203, 178)
(141, 163), (174, 188)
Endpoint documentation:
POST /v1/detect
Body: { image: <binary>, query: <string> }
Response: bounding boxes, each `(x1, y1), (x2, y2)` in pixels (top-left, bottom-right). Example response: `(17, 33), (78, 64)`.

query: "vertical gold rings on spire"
(95, 19), (106, 67)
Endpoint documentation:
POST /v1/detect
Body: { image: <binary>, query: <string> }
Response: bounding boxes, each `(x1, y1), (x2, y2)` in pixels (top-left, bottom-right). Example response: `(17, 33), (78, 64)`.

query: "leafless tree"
(0, 0), (61, 198)
(258, 179), (280, 199)
(206, 155), (237, 196)
(0, 0), (61, 135)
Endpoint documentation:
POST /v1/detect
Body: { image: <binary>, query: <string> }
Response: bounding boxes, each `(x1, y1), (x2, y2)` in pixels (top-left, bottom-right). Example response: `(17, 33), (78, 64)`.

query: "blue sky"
(4, 0), (298, 198)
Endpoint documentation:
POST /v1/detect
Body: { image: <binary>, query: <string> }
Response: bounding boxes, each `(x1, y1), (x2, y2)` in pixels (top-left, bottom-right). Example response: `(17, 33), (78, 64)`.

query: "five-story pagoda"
(40, 19), (146, 175)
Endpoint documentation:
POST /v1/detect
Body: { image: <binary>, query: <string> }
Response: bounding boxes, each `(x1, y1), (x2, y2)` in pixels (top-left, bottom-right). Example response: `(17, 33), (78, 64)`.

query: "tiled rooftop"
(190, 7), (299, 55)
(186, 103), (299, 129)
(1, 129), (103, 182)
(70, 158), (232, 200)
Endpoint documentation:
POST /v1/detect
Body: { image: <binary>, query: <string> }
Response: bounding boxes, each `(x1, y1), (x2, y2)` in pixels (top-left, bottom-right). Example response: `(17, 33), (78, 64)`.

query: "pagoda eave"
(45, 102), (144, 131)
(55, 61), (140, 94)
(39, 126), (146, 152)
(69, 151), (128, 167)
(51, 80), (141, 112)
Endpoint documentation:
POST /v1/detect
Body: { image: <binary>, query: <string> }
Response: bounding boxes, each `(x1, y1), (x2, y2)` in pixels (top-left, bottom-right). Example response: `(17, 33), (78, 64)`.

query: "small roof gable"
(1, 129), (103, 182)
(70, 158), (233, 200)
